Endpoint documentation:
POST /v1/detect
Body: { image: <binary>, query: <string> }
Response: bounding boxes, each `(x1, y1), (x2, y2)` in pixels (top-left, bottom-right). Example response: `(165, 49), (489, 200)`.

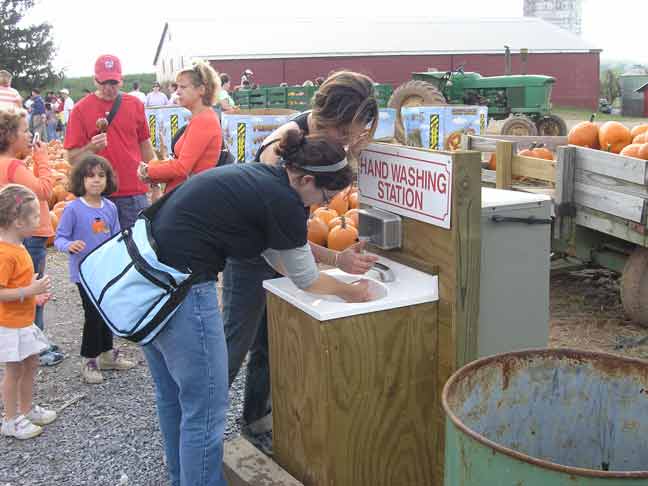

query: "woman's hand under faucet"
(336, 240), (378, 274)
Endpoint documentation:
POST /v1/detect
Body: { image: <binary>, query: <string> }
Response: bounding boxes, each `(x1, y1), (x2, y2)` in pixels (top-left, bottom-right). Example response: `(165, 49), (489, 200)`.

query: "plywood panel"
(268, 294), (330, 485)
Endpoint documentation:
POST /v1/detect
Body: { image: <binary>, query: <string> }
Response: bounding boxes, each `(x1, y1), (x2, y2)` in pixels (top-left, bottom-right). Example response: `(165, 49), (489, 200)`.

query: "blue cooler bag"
(79, 194), (200, 345)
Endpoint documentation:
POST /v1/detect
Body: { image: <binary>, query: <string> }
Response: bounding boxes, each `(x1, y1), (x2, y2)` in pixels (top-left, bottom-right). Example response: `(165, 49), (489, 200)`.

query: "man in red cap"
(65, 54), (155, 229)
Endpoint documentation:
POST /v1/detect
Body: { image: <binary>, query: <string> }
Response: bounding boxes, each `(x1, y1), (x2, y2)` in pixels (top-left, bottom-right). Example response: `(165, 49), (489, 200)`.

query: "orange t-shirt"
(147, 109), (222, 193)
(0, 241), (36, 328)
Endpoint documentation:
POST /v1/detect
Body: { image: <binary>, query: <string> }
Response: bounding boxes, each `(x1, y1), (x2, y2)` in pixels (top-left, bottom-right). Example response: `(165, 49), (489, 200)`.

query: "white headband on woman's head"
(299, 158), (349, 172)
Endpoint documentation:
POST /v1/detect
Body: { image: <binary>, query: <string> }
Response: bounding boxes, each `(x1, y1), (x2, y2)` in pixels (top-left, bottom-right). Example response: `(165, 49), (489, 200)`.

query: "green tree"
(600, 69), (621, 106)
(0, 0), (61, 93)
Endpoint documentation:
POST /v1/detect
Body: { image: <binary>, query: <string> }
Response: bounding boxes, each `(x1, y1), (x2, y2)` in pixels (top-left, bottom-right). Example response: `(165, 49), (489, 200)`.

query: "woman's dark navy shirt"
(151, 163), (308, 277)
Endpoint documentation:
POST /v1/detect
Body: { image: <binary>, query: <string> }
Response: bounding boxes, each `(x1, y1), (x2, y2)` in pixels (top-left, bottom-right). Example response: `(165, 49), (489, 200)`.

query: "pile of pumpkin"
(25, 141), (77, 246)
(568, 117), (648, 159)
(307, 186), (360, 251)
(487, 143), (554, 170)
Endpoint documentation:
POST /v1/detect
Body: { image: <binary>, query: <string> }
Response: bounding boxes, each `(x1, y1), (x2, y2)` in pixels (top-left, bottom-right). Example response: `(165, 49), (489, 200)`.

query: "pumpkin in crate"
(518, 143), (537, 157)
(313, 207), (338, 226)
(328, 217), (358, 251)
(348, 191), (358, 209)
(633, 133), (647, 144)
(567, 115), (599, 149)
(328, 214), (356, 230)
(487, 153), (497, 170)
(631, 124), (648, 139)
(531, 144), (554, 160)
(620, 144), (643, 158)
(307, 217), (329, 246)
(328, 189), (350, 216)
(598, 121), (632, 153)
(639, 143), (648, 160)
(345, 208), (359, 227)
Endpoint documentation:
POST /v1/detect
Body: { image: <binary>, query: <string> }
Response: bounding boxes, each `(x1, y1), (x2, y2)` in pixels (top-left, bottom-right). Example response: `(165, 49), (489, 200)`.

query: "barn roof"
(153, 17), (600, 65)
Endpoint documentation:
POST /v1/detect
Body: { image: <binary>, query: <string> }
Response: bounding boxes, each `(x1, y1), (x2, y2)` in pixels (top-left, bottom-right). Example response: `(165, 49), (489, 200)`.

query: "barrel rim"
(441, 347), (648, 478)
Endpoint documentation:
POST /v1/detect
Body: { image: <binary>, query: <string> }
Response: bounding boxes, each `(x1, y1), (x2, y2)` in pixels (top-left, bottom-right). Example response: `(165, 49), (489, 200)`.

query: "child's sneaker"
(1, 415), (43, 440)
(98, 349), (135, 371)
(25, 405), (57, 426)
(81, 359), (104, 384)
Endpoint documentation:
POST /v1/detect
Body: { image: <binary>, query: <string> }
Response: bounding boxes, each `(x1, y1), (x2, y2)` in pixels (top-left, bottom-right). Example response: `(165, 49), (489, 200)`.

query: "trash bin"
(442, 349), (648, 485)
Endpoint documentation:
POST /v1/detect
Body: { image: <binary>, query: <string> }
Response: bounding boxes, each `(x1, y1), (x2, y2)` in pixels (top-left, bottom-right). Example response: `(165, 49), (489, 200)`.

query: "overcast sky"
(26, 0), (647, 77)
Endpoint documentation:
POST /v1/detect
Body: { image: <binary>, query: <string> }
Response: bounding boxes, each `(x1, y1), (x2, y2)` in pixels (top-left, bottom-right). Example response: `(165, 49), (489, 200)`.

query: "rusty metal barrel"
(442, 349), (648, 485)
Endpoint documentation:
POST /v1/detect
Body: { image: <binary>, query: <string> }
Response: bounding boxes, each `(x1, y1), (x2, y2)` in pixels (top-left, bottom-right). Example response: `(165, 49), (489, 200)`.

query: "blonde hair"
(177, 61), (221, 106)
(0, 108), (27, 153)
(0, 184), (37, 228)
(0, 70), (11, 87)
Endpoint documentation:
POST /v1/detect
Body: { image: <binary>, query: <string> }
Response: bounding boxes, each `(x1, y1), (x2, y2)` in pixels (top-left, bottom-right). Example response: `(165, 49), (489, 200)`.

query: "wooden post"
(554, 146), (576, 243)
(495, 140), (514, 189)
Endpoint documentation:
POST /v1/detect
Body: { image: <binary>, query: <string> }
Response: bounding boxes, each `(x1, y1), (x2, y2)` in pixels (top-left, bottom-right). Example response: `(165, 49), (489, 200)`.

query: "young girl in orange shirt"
(0, 184), (56, 440)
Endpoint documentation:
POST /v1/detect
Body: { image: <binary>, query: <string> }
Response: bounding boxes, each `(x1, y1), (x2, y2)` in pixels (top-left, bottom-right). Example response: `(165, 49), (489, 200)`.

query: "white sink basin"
(263, 256), (438, 321)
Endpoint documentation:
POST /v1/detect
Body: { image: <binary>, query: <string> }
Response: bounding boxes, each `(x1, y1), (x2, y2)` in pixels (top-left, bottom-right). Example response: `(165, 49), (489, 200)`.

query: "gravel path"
(1, 250), (647, 485)
(0, 250), (245, 486)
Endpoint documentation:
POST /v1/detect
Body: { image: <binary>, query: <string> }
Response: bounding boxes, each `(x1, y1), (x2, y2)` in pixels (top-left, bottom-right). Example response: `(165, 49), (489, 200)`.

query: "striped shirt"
(0, 86), (22, 110)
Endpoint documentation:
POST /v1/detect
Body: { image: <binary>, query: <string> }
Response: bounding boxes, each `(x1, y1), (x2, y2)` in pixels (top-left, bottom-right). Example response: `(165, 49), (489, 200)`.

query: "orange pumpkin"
(633, 133), (647, 144)
(567, 115), (599, 149)
(348, 191), (358, 209)
(307, 217), (329, 246)
(532, 145), (554, 160)
(328, 217), (358, 251)
(52, 184), (68, 203)
(328, 215), (356, 230)
(52, 201), (67, 212)
(639, 143), (648, 161)
(518, 143), (537, 157)
(620, 143), (643, 159)
(313, 207), (338, 226)
(65, 193), (76, 201)
(487, 153), (497, 170)
(329, 189), (350, 215)
(631, 124), (648, 139)
(47, 211), (59, 246)
(345, 208), (359, 227)
(309, 204), (321, 215)
(54, 160), (71, 173)
(53, 206), (65, 220)
(598, 121), (632, 154)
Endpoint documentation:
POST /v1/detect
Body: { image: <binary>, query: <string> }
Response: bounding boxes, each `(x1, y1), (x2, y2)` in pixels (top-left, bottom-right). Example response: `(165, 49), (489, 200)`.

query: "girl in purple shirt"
(55, 155), (136, 384)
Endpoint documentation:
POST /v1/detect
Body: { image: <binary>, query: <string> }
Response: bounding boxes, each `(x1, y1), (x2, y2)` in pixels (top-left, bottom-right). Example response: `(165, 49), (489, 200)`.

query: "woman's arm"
(146, 117), (222, 182)
(309, 241), (378, 274)
(258, 121), (301, 164)
(12, 146), (53, 201)
(262, 246), (370, 303)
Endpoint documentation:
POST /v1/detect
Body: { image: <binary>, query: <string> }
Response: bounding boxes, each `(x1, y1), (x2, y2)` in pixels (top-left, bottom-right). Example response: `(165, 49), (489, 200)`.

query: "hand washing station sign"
(358, 143), (452, 229)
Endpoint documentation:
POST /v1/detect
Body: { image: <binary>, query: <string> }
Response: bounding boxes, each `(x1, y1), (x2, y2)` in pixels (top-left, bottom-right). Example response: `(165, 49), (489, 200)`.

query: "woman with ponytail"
(138, 61), (223, 193)
(222, 70), (380, 450)
(138, 129), (370, 486)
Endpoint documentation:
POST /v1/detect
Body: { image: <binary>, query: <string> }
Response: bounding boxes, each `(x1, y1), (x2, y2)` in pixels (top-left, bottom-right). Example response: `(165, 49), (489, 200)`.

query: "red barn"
(154, 17), (601, 109)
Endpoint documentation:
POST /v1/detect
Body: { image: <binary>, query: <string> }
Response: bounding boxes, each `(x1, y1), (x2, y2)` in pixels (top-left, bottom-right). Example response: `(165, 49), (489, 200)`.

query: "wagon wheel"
(536, 114), (567, 136)
(388, 80), (447, 144)
(501, 116), (538, 136)
(620, 247), (648, 328)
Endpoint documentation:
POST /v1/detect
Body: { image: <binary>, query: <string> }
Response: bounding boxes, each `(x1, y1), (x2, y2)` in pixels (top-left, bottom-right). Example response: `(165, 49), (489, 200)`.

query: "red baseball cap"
(94, 55), (122, 83)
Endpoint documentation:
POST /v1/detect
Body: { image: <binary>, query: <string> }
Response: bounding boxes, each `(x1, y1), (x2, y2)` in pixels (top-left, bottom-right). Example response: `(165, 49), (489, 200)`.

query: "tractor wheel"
(501, 116), (538, 136)
(621, 247), (648, 328)
(388, 80), (446, 144)
(536, 114), (567, 136)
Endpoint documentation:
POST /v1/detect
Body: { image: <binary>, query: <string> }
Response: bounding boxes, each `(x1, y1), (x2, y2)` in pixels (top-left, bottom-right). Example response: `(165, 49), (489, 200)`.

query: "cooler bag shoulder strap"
(106, 94), (122, 126)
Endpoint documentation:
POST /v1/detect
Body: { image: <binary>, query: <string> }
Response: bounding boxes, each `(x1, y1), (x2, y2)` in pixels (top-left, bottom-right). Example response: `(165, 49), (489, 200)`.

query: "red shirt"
(64, 93), (150, 197)
(147, 109), (222, 193)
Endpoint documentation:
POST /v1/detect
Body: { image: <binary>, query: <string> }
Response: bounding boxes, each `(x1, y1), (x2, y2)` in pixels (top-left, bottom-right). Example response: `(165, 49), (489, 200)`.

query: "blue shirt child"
(55, 197), (121, 283)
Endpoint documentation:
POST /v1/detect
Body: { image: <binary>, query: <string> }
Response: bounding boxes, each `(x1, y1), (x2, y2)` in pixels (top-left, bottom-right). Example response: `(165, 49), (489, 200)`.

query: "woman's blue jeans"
(23, 236), (47, 331)
(222, 256), (277, 426)
(142, 281), (228, 486)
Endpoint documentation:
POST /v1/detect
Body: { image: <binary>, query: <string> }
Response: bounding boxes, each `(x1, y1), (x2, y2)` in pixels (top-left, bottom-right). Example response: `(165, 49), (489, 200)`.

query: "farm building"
(633, 81), (648, 118)
(153, 17), (601, 109)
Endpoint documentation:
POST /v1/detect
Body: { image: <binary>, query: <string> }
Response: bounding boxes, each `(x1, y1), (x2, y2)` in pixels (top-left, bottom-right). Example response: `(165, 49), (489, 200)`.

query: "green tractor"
(388, 66), (567, 141)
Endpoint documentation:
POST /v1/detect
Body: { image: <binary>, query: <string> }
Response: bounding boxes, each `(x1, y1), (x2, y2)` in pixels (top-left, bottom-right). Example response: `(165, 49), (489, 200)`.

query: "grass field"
(553, 106), (647, 124)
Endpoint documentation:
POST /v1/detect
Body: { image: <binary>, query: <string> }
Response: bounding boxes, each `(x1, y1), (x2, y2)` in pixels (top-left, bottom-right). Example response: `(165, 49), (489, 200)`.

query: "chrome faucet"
(368, 262), (396, 283)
